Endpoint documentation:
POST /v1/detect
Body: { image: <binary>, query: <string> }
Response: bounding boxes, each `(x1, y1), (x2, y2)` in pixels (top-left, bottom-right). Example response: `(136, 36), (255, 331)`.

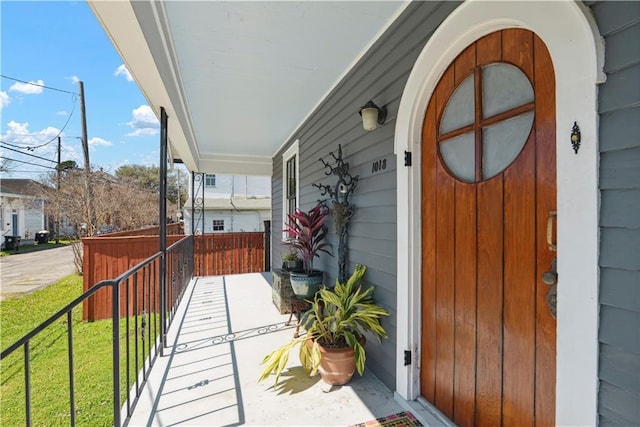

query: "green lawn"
(0, 274), (160, 426)
(0, 240), (71, 257)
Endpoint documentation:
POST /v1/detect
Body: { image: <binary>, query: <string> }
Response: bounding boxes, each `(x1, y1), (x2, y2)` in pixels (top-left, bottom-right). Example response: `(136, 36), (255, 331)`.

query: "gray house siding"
(589, 1), (640, 425)
(271, 1), (640, 418)
(271, 1), (460, 390)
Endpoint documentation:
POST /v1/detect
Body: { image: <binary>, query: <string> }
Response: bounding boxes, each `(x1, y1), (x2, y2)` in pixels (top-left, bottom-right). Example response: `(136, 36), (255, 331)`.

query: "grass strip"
(1, 274), (160, 426)
(0, 241), (71, 257)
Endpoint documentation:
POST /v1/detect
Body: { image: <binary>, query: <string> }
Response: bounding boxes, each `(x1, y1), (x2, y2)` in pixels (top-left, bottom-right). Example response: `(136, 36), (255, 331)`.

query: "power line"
(0, 134), (82, 144)
(0, 139), (37, 150)
(61, 145), (81, 163)
(0, 92), (78, 149)
(0, 156), (57, 170)
(0, 170), (50, 175)
(1, 74), (77, 95)
(0, 133), (82, 139)
(0, 143), (57, 164)
(29, 96), (78, 148)
(0, 161), (26, 172)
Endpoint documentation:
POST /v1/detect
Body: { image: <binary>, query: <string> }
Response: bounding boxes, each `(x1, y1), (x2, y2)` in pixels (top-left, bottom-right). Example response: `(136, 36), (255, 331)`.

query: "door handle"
(542, 270), (557, 285)
(541, 257), (557, 318)
(546, 210), (557, 251)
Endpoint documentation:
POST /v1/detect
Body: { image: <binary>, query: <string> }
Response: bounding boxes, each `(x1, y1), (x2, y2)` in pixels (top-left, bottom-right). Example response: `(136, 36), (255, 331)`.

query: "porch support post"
(191, 172), (205, 275)
(159, 107), (168, 355)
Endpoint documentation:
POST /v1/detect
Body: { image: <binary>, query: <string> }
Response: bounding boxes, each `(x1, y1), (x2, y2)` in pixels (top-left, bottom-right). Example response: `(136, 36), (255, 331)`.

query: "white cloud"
(0, 120), (84, 178)
(140, 149), (160, 165)
(126, 128), (160, 137)
(0, 121), (78, 165)
(88, 137), (113, 149)
(5, 120), (30, 135)
(114, 64), (133, 82)
(0, 91), (10, 110)
(56, 110), (68, 116)
(66, 75), (80, 85)
(126, 105), (159, 137)
(3, 121), (59, 142)
(9, 80), (44, 95)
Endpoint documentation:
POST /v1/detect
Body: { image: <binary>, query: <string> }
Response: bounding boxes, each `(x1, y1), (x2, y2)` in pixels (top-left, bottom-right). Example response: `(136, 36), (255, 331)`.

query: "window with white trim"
(205, 174), (216, 187)
(212, 219), (224, 231)
(282, 140), (299, 241)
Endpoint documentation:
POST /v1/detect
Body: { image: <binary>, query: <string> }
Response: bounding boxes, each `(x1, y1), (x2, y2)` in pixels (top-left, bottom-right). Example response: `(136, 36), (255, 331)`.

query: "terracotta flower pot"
(317, 343), (356, 385)
(307, 336), (365, 386)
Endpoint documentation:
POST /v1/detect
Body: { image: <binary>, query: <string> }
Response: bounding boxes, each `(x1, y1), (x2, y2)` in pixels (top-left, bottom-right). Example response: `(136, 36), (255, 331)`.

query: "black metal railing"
(0, 235), (193, 427)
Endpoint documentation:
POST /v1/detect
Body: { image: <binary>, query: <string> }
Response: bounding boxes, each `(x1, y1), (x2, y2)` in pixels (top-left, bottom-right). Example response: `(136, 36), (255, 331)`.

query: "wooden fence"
(82, 231), (266, 320)
(82, 234), (185, 321)
(193, 232), (265, 276)
(97, 222), (183, 237)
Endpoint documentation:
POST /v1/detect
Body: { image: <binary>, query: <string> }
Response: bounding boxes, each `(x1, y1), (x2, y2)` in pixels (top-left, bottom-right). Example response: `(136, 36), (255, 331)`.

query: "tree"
(56, 160), (77, 171)
(115, 164), (187, 221)
(34, 167), (159, 238)
(115, 164), (188, 209)
(33, 164), (187, 241)
(115, 165), (159, 192)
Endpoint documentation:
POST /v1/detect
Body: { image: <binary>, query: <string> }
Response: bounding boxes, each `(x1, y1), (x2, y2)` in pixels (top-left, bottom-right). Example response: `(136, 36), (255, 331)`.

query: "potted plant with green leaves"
(282, 247), (303, 271)
(258, 264), (389, 386)
(284, 201), (332, 298)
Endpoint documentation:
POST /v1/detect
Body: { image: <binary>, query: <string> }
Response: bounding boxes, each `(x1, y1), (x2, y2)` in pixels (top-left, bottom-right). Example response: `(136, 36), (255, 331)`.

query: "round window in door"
(438, 62), (534, 182)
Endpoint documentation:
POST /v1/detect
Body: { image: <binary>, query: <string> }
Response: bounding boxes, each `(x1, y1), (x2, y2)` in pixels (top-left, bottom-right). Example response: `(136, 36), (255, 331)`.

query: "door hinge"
(404, 151), (412, 167)
(404, 350), (412, 366)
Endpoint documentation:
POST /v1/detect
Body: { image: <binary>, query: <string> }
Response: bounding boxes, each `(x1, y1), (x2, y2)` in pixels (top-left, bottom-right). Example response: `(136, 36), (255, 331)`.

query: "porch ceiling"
(88, 1), (408, 176)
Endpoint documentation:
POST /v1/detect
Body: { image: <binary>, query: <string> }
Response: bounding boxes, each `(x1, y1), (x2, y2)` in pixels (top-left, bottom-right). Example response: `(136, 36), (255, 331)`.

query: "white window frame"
(212, 219), (224, 232)
(281, 139), (299, 241)
(205, 174), (216, 188)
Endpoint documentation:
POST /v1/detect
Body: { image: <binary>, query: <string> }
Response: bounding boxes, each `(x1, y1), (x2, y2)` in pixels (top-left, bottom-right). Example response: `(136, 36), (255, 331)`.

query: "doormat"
(349, 411), (423, 427)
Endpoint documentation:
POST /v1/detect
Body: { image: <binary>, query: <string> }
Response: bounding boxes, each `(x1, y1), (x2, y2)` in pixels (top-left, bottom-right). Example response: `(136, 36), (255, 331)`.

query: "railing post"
(159, 107), (168, 355)
(25, 343), (31, 427)
(112, 281), (121, 427)
(264, 220), (271, 272)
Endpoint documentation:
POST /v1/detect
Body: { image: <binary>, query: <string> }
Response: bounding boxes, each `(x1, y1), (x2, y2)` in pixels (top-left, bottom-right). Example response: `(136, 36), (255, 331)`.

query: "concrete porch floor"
(126, 273), (416, 426)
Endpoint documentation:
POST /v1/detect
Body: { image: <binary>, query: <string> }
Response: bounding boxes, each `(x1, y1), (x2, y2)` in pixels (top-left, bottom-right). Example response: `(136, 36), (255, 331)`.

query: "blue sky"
(1, 1), (162, 179)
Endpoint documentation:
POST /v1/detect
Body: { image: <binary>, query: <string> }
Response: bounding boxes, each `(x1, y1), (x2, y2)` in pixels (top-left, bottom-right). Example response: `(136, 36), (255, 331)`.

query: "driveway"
(0, 246), (77, 301)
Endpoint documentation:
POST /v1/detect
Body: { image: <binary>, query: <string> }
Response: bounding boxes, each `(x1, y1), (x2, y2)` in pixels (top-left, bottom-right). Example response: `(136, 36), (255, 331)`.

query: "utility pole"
(56, 136), (61, 244)
(78, 81), (95, 236)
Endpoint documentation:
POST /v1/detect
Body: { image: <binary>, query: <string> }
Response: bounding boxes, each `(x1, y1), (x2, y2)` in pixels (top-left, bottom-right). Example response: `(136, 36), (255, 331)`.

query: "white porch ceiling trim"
(88, 1), (410, 176)
(89, 0), (200, 172)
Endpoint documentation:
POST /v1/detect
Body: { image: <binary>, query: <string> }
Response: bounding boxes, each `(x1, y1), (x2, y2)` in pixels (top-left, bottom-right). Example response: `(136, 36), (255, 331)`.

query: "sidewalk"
(0, 245), (76, 301)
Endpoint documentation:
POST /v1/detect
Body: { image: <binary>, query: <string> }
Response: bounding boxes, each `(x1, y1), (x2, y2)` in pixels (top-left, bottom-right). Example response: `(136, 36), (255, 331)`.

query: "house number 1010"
(371, 158), (387, 174)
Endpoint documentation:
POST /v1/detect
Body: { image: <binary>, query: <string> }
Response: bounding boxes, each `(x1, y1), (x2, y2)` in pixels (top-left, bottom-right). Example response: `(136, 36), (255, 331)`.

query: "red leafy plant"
(284, 202), (332, 274)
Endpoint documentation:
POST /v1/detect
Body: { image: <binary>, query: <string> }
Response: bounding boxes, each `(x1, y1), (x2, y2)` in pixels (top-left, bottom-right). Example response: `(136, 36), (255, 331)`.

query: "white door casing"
(394, 1), (604, 425)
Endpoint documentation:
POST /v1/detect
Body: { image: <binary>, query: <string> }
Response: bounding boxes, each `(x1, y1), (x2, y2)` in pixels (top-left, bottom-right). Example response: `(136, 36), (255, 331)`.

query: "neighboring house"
(91, 2), (640, 425)
(182, 174), (271, 234)
(0, 179), (49, 246)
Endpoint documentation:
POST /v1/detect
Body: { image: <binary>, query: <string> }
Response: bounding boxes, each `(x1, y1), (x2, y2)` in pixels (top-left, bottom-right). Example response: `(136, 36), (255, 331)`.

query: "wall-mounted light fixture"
(359, 100), (387, 131)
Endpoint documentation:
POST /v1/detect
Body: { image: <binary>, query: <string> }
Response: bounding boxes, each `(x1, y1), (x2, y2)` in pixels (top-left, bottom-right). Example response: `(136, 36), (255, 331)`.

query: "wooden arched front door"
(420, 29), (556, 426)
